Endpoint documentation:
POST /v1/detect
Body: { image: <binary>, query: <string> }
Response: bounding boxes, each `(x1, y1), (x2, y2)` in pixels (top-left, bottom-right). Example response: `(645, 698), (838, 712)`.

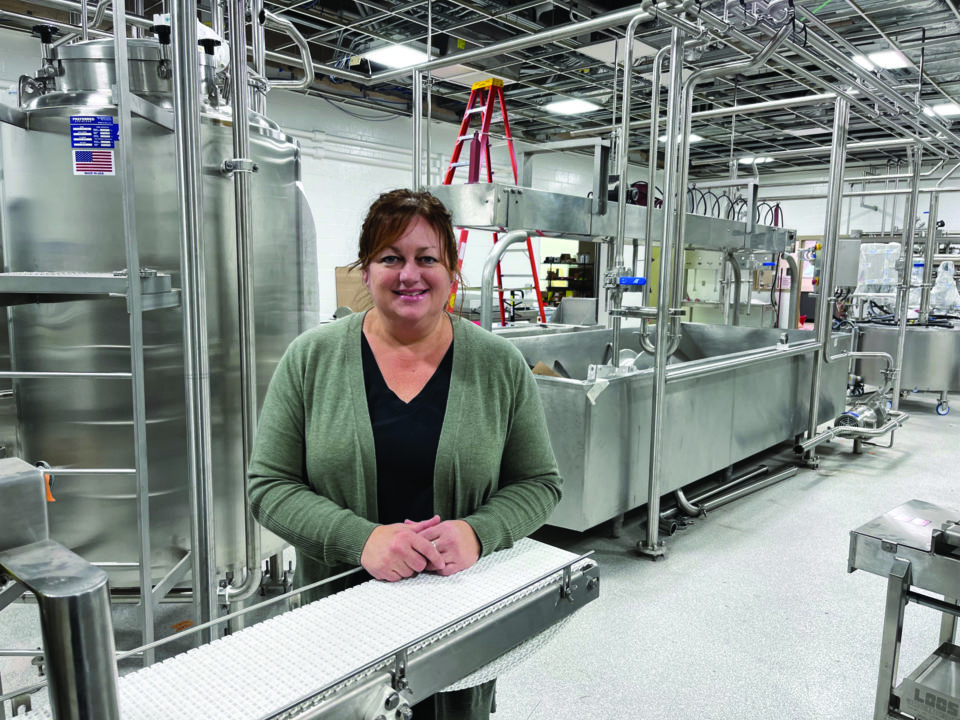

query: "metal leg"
(940, 596), (958, 646)
(610, 514), (624, 539)
(853, 438), (863, 455)
(874, 558), (911, 720)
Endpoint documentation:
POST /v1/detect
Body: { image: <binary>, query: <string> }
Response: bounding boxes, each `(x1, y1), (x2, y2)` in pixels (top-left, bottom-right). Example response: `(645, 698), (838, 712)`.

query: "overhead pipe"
(222, 0), (262, 606)
(891, 145), (924, 413)
(170, 0), (218, 639)
(480, 230), (532, 331)
(760, 186), (960, 202)
(802, 96), (849, 461)
(262, 9), (314, 91)
(573, 92), (838, 138)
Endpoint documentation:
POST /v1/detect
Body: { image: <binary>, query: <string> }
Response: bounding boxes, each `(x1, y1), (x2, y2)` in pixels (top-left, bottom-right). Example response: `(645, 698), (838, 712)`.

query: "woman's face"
(362, 216), (454, 329)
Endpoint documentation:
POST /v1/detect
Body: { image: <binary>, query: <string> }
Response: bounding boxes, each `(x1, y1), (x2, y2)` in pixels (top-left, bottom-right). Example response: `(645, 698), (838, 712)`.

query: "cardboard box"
(335, 265), (374, 312)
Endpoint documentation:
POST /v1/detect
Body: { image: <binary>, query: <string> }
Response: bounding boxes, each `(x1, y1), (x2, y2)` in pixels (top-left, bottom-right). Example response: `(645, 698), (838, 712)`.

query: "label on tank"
(73, 149), (115, 176)
(69, 115), (119, 149)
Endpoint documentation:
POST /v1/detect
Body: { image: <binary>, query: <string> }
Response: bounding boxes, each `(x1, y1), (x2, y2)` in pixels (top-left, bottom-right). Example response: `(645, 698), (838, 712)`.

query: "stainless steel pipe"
(795, 411), (909, 454)
(413, 68), (423, 188)
(803, 96), (849, 458)
(892, 145), (923, 412)
(918, 191), (940, 323)
(480, 230), (531, 331)
(171, 0), (218, 638)
(263, 10), (315, 91)
(225, 0), (262, 605)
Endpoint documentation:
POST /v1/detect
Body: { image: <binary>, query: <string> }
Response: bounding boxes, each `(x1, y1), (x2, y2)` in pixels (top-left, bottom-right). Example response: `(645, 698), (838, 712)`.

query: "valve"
(149, 24), (172, 46)
(198, 38), (221, 56)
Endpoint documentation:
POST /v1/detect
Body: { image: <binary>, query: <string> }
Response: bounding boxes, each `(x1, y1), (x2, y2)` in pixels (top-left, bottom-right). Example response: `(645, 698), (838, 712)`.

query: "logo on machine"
(914, 688), (960, 717)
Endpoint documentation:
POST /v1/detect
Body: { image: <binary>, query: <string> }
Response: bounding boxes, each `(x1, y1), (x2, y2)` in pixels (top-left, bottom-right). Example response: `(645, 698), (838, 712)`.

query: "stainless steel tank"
(0, 38), (318, 587)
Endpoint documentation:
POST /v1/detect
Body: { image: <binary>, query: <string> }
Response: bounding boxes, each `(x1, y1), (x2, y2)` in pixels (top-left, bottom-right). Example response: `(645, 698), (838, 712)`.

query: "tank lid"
(57, 38), (215, 66)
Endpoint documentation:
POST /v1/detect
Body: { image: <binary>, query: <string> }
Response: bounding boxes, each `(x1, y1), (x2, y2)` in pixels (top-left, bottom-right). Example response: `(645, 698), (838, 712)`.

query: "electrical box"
(835, 238), (862, 287)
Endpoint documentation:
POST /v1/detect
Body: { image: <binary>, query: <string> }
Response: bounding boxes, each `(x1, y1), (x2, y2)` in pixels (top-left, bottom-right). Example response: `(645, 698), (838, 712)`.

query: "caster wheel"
(936, 402), (950, 416)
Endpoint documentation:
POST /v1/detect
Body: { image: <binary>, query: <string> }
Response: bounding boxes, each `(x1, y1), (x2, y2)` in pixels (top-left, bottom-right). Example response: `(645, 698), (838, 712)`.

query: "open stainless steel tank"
(0, 38), (318, 587)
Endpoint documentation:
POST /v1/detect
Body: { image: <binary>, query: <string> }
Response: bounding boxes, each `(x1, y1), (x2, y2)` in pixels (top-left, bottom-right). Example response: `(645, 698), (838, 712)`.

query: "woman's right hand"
(361, 519), (445, 581)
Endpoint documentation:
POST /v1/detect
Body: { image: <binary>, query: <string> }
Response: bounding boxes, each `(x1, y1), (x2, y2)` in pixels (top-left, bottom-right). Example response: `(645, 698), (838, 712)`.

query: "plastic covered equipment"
(931, 260), (960, 311)
(855, 243), (901, 300)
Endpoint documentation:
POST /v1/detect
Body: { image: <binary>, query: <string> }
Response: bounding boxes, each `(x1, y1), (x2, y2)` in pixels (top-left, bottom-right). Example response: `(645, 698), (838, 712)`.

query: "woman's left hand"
(407, 519), (480, 576)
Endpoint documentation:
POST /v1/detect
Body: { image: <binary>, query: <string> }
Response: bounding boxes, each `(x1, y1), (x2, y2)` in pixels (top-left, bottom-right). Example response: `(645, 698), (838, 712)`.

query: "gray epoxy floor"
(0, 393), (957, 719)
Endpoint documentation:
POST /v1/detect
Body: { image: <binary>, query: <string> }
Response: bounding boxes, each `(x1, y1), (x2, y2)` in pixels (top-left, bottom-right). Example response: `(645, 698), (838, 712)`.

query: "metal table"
(849, 500), (960, 719)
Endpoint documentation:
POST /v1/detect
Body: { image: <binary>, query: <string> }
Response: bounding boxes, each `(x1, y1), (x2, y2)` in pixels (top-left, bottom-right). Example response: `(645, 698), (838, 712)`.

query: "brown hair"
(352, 189), (460, 285)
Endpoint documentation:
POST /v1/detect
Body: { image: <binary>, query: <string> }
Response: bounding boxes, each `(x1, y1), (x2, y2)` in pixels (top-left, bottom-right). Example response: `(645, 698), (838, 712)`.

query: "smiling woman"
(247, 188), (563, 720)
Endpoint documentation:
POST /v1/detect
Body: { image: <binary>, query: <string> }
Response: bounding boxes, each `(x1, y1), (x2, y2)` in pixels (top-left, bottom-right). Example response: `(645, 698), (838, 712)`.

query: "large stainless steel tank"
(0, 38), (318, 587)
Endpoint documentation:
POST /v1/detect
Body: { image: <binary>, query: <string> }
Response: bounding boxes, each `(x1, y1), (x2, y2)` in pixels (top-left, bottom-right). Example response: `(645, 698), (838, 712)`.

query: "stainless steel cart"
(849, 500), (960, 720)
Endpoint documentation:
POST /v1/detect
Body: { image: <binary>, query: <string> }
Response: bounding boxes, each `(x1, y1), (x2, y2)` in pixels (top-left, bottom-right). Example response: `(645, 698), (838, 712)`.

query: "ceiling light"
(658, 133), (704, 143)
(868, 49), (910, 69)
(544, 98), (601, 115)
(362, 44), (429, 69)
(852, 55), (875, 71)
(739, 156), (774, 165)
(924, 102), (960, 117)
(785, 127), (832, 137)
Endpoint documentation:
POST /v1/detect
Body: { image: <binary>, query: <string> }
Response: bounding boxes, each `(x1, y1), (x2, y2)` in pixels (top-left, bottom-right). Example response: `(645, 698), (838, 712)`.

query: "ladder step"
(448, 161), (472, 169)
(458, 134), (489, 142)
(464, 286), (535, 292)
(465, 107), (486, 116)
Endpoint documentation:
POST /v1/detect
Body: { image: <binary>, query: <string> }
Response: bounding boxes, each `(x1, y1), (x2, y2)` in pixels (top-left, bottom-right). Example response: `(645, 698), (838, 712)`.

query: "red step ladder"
(443, 78), (547, 326)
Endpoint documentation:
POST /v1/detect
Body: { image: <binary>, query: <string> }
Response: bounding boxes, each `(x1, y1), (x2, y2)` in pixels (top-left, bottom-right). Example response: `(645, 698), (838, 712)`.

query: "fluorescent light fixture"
(739, 156), (774, 165)
(362, 44), (429, 69)
(544, 98), (601, 115)
(852, 54), (875, 71)
(868, 49), (910, 69)
(785, 127), (832, 137)
(924, 102), (960, 117)
(658, 133), (704, 143)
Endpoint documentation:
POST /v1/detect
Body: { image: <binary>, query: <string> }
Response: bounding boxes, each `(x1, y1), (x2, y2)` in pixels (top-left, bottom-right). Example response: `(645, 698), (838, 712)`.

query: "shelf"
(896, 643), (960, 720)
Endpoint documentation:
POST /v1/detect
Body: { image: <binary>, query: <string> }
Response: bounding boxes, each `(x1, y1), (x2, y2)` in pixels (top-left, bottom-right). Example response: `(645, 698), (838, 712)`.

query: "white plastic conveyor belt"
(21, 539), (598, 720)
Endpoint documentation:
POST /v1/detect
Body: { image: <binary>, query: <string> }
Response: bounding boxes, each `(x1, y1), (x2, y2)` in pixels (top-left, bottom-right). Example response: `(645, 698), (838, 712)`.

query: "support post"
(804, 96), (849, 462)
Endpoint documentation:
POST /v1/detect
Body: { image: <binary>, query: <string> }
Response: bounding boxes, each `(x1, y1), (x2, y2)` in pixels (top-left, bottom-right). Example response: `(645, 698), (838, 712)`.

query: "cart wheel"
(936, 402), (950, 416)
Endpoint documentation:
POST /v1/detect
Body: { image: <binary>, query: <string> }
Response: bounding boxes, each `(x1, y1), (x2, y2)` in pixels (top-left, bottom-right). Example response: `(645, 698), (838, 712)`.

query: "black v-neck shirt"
(361, 332), (454, 526)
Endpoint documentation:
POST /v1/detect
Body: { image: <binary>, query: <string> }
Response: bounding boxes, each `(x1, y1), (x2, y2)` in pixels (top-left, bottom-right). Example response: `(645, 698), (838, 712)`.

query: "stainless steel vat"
(857, 324), (960, 393)
(0, 38), (318, 586)
(505, 324), (851, 531)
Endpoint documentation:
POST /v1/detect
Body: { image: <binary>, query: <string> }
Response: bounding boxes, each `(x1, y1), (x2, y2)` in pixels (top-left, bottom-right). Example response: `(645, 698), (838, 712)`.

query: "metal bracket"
(392, 649), (411, 694)
(221, 158), (258, 176)
(558, 565), (578, 604)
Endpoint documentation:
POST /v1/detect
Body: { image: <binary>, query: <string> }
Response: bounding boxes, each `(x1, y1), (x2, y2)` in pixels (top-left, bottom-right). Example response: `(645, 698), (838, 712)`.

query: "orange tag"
(44, 473), (55, 502)
(171, 620), (194, 632)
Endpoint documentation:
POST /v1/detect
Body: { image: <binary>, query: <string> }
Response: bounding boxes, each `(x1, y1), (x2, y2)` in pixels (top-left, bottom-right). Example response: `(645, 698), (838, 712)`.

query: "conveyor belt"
(22, 539), (594, 720)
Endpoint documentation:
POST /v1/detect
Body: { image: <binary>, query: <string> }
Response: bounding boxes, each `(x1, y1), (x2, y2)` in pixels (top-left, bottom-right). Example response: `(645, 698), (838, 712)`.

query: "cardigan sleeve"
(463, 356), (563, 556)
(247, 339), (377, 567)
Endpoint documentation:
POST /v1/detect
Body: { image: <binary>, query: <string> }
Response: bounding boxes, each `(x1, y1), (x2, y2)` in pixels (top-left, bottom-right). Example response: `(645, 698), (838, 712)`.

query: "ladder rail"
(442, 79), (547, 325)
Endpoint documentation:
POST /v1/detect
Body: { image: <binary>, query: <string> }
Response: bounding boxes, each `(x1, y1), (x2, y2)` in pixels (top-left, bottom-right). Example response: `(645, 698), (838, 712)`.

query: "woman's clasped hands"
(360, 514), (481, 582)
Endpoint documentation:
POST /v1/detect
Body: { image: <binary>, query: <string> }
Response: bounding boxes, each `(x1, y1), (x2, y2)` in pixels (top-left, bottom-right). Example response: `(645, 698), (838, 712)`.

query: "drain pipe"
(222, 0), (262, 606)
(802, 96), (849, 463)
(668, 465), (798, 519)
(480, 230), (532, 331)
(892, 144), (923, 413)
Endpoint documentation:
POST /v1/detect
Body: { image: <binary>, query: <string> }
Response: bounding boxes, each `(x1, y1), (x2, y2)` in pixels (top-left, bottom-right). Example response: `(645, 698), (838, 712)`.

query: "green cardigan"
(248, 312), (563, 597)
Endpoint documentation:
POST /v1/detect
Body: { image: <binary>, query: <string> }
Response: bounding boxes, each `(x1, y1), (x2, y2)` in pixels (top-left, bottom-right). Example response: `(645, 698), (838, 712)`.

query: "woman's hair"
(353, 189), (460, 284)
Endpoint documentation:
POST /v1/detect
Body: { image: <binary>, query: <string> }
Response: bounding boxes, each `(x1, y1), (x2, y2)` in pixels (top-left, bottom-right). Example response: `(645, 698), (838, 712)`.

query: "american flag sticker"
(73, 149), (115, 176)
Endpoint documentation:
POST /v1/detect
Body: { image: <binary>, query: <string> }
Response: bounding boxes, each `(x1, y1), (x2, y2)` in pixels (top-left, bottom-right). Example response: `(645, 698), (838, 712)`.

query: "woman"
(247, 188), (562, 720)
